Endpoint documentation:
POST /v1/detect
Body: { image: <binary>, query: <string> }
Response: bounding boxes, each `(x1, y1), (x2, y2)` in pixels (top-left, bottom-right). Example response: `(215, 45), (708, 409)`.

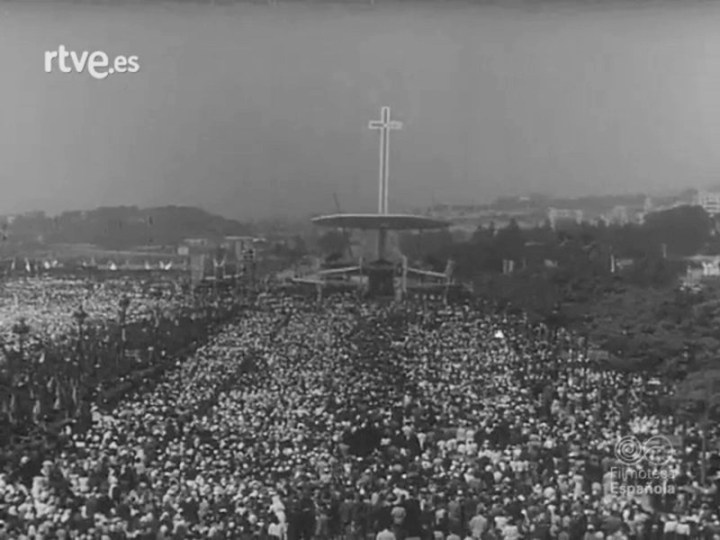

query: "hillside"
(3, 206), (254, 251)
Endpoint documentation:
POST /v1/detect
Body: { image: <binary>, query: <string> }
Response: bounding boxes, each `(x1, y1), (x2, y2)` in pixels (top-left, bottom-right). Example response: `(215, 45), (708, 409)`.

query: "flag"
(24, 258), (31, 273)
(70, 380), (79, 409)
(444, 259), (455, 279)
(8, 392), (16, 424)
(213, 255), (226, 279)
(32, 396), (42, 423)
(53, 380), (63, 410)
(0, 393), (8, 420)
(401, 255), (408, 293)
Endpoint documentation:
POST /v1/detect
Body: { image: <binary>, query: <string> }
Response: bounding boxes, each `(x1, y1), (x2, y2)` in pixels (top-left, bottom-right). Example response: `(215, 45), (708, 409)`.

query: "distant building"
(603, 206), (629, 225)
(548, 208), (583, 229)
(223, 236), (259, 261)
(223, 236), (256, 249)
(179, 238), (214, 258)
(426, 204), (544, 231)
(683, 256), (720, 288)
(703, 261), (720, 276)
(183, 238), (211, 248)
(695, 191), (720, 216)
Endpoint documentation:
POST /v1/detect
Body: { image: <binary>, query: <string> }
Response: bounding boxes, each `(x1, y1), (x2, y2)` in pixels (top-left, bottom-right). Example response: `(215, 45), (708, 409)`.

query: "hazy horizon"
(1, 0), (719, 220)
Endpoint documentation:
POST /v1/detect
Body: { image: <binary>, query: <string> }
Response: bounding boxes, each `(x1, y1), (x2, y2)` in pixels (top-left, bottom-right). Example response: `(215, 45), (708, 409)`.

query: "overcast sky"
(0, 1), (719, 220)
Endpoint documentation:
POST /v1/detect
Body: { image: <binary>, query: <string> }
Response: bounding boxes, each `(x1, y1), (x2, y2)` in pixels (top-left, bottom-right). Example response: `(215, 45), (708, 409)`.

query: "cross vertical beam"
(369, 106), (402, 215)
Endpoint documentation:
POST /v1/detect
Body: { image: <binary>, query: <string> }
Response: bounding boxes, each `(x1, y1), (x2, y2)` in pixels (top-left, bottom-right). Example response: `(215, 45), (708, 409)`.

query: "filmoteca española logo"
(611, 435), (676, 496)
(614, 434), (674, 466)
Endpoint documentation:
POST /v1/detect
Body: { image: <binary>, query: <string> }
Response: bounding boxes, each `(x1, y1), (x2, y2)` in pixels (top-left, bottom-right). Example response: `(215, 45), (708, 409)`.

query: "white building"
(548, 208), (583, 228)
(603, 206), (629, 225)
(695, 191), (720, 215)
(684, 256), (720, 284)
(223, 236), (258, 260)
(183, 238), (211, 247)
(703, 261), (720, 276)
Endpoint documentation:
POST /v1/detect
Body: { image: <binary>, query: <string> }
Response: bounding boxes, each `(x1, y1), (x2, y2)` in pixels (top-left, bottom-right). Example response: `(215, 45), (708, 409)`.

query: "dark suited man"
(288, 490), (316, 540)
(403, 495), (423, 540)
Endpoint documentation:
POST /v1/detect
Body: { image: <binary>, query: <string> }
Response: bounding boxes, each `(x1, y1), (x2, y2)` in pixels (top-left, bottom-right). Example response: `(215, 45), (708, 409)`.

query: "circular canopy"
(312, 213), (449, 231)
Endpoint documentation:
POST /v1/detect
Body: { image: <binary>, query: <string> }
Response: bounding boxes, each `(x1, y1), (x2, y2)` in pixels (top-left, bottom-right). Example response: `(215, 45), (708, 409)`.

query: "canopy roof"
(312, 213), (449, 231)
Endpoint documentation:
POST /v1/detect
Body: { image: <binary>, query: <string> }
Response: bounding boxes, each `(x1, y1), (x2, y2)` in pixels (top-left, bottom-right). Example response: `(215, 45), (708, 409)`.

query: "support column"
(377, 229), (388, 261)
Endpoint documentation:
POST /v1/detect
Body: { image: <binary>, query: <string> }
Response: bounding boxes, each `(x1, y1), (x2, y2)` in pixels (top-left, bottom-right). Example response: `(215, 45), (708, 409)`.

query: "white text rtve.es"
(44, 46), (140, 80)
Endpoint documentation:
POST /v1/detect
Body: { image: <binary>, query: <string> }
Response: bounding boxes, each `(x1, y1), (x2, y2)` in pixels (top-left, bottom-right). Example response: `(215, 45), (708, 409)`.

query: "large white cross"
(369, 106), (402, 215)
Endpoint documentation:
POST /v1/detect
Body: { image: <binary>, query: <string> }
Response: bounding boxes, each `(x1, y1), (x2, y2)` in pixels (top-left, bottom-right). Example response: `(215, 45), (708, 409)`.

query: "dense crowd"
(0, 277), (233, 446)
(0, 277), (187, 345)
(1, 286), (719, 540)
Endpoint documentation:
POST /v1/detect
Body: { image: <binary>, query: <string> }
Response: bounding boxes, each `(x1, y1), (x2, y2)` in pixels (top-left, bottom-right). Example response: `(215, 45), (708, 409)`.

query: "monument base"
(366, 261), (395, 298)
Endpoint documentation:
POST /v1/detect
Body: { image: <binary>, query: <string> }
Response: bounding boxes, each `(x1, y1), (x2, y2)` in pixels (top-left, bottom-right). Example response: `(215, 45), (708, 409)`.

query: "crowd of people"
(1, 279), (719, 540)
(0, 276), (187, 343)
(0, 276), (236, 444)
